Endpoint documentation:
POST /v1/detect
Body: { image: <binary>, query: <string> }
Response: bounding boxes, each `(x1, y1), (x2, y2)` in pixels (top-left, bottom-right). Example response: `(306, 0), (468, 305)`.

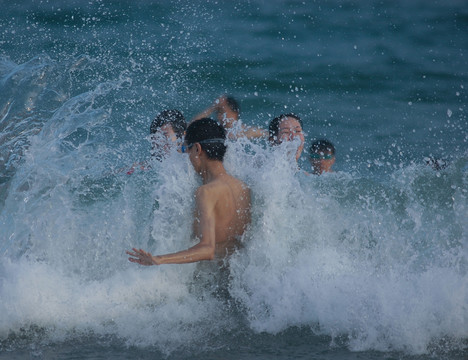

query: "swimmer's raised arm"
(190, 96), (223, 124)
(191, 95), (266, 139)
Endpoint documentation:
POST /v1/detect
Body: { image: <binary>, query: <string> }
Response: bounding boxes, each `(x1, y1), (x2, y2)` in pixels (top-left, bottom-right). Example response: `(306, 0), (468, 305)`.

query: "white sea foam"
(0, 80), (467, 355)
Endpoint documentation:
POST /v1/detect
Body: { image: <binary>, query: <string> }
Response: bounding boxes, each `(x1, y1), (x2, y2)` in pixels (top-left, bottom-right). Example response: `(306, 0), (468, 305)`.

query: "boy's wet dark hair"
(309, 139), (335, 156)
(185, 118), (227, 161)
(268, 113), (302, 143)
(150, 109), (186, 138)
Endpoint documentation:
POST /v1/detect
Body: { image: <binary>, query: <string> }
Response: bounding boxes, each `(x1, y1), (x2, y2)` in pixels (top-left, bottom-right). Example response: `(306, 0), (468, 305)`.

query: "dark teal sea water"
(1, 0), (467, 359)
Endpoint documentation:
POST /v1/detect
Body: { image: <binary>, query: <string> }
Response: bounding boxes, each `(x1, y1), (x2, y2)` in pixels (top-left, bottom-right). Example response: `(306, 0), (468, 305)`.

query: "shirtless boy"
(127, 118), (251, 265)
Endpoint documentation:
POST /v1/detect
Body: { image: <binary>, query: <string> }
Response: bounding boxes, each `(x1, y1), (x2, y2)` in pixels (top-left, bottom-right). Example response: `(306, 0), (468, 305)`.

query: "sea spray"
(0, 0), (467, 357)
(2, 115), (467, 354)
(229, 146), (467, 354)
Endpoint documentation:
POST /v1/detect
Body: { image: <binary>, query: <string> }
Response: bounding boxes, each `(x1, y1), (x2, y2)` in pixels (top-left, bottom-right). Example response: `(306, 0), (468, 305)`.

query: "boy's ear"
(195, 142), (202, 155)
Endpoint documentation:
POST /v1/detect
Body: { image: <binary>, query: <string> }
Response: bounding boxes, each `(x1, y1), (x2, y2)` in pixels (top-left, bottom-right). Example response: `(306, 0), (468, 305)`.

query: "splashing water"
(0, 1), (467, 358)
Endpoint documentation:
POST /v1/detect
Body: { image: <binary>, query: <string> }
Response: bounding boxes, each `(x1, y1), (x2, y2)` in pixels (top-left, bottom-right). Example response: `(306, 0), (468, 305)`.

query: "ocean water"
(1, 0), (467, 359)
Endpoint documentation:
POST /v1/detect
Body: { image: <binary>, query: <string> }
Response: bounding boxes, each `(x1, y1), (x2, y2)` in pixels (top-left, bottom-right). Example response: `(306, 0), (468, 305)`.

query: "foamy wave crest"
(228, 142), (468, 354)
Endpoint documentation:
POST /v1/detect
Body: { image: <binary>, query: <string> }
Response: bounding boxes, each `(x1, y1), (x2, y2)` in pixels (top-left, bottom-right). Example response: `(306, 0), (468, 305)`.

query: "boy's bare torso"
(193, 174), (251, 258)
